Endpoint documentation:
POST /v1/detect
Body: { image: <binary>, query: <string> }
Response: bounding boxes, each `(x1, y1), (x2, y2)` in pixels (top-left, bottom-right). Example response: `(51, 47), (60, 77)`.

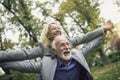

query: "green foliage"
(1, 0), (45, 47)
(0, 71), (37, 80)
(54, 0), (101, 33)
(0, 0), (102, 47)
(108, 51), (120, 63)
(91, 61), (120, 80)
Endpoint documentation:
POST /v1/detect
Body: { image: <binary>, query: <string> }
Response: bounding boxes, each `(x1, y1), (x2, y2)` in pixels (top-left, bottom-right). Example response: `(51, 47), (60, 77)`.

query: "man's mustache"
(63, 49), (71, 53)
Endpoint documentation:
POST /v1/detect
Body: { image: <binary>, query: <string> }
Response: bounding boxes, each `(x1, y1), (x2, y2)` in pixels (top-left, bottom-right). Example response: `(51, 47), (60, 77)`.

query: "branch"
(1, 2), (38, 42)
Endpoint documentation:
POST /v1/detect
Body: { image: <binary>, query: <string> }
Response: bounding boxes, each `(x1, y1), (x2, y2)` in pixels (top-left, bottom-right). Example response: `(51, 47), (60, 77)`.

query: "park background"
(0, 0), (120, 80)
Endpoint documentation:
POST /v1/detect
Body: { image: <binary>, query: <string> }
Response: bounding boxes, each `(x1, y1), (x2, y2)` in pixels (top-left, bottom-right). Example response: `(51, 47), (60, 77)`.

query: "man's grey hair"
(51, 35), (70, 50)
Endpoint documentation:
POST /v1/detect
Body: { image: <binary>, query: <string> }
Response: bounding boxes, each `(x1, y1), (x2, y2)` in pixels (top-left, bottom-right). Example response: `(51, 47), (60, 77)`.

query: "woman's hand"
(102, 20), (114, 32)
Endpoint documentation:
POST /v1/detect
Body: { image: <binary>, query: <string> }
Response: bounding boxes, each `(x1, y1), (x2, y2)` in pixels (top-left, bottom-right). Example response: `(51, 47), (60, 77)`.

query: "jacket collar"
(71, 49), (91, 73)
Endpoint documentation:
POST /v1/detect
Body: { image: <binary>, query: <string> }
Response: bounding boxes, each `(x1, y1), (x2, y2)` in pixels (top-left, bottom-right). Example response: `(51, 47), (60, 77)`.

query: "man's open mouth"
(63, 50), (70, 55)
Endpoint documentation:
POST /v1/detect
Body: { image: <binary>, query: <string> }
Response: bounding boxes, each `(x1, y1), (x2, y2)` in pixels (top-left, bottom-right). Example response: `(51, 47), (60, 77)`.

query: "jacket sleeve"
(80, 35), (104, 56)
(0, 61), (41, 73)
(0, 44), (44, 62)
(69, 28), (105, 46)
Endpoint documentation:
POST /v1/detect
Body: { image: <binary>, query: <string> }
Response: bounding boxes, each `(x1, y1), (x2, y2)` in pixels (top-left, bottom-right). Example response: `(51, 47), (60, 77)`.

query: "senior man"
(0, 35), (104, 80)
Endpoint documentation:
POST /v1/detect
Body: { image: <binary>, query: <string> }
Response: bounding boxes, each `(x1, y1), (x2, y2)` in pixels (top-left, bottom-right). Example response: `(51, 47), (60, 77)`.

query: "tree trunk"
(98, 48), (110, 66)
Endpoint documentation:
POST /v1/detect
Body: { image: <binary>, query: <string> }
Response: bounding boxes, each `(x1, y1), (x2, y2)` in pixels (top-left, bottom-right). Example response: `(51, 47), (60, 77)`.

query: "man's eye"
(59, 44), (64, 47)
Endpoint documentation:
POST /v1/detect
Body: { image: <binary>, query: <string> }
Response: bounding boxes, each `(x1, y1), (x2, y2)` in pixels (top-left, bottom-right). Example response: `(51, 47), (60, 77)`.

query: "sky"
(99, 0), (120, 23)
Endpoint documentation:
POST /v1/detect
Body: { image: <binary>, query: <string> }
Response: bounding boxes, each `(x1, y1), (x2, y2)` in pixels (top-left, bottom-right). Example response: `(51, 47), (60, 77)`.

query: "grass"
(91, 61), (120, 80)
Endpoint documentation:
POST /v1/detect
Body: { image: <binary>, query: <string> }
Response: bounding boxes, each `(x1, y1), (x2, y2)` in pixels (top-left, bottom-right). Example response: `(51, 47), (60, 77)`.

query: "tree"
(0, 0), (45, 47)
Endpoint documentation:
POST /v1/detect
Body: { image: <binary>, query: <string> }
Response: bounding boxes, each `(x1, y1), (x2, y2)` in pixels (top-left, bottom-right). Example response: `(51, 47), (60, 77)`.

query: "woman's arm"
(80, 35), (104, 56)
(0, 61), (41, 73)
(0, 43), (44, 62)
(70, 21), (114, 46)
(69, 28), (105, 46)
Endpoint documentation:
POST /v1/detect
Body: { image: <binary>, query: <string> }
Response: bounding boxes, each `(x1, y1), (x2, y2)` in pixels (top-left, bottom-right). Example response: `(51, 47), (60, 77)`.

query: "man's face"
(54, 36), (72, 62)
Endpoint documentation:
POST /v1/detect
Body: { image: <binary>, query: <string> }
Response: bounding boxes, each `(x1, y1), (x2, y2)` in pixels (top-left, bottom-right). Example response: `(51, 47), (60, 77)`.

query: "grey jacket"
(0, 28), (105, 61)
(0, 36), (103, 80)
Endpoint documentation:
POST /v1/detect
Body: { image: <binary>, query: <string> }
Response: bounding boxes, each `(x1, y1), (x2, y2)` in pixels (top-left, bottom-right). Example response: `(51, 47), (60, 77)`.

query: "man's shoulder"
(71, 48), (80, 52)
(71, 48), (82, 55)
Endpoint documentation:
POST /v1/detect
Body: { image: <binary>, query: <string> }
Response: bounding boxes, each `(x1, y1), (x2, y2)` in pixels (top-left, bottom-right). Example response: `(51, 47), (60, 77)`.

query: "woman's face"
(47, 23), (62, 41)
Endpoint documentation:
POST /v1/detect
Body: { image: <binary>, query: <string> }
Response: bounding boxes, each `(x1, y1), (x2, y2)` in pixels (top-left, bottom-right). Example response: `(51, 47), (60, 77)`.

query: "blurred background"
(0, 0), (120, 80)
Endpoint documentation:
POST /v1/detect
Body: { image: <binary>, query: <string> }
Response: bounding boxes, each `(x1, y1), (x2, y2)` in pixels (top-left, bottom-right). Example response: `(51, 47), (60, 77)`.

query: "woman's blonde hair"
(40, 22), (64, 48)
